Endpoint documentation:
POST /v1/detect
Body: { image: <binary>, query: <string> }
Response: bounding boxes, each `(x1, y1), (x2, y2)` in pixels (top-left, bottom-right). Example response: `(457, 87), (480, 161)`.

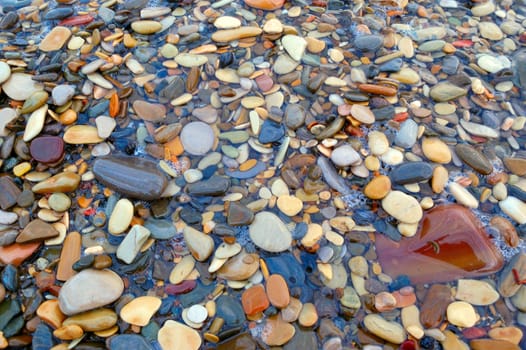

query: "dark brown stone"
(30, 136), (65, 164)
(227, 202), (254, 226)
(16, 219), (59, 243)
(419, 284), (453, 328)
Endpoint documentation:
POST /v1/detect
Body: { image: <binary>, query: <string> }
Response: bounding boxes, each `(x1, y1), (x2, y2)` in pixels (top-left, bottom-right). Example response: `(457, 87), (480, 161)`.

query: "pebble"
(266, 274), (290, 308)
(39, 26), (71, 52)
(382, 190), (423, 224)
(449, 182), (479, 208)
(422, 137), (452, 164)
(478, 22), (504, 40)
(390, 162), (433, 185)
(429, 83), (467, 102)
(180, 122), (215, 156)
(62, 308), (117, 332)
(249, 212), (292, 252)
(499, 197), (526, 224)
(108, 198), (134, 235)
(447, 301), (479, 328)
(276, 195), (303, 216)
(261, 316), (296, 346)
(364, 175), (391, 199)
(183, 226), (214, 261)
(16, 219), (58, 243)
(58, 269), (124, 315)
(158, 320), (201, 350)
(455, 144), (493, 175)
(131, 20), (162, 34)
(330, 145), (361, 167)
(93, 155), (167, 200)
(363, 314), (406, 344)
(120, 296), (161, 326)
(455, 279), (499, 305)
(116, 225), (150, 264)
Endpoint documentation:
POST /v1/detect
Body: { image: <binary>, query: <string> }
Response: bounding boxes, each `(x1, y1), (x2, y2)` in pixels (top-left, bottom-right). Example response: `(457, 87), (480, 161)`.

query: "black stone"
(216, 295), (246, 327)
(187, 176), (230, 196)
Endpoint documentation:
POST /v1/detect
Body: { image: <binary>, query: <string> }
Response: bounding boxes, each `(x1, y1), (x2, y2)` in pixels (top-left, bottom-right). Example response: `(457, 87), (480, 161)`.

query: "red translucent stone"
(399, 339), (416, 350)
(30, 136), (64, 164)
(165, 280), (197, 295)
(375, 204), (504, 284)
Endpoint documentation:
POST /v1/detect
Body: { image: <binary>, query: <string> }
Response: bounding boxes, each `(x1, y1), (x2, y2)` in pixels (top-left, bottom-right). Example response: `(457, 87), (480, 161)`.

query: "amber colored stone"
(419, 284), (453, 328)
(242, 284), (269, 316)
(93, 254), (113, 269)
(0, 242), (40, 266)
(266, 274), (290, 308)
(244, 0), (285, 10)
(30, 136), (64, 163)
(470, 339), (520, 350)
(56, 232), (81, 281)
(37, 299), (66, 329)
(375, 204), (504, 284)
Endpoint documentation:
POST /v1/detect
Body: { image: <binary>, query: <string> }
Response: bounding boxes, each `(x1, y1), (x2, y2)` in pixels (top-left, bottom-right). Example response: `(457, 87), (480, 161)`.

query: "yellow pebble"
(14, 162), (32, 177)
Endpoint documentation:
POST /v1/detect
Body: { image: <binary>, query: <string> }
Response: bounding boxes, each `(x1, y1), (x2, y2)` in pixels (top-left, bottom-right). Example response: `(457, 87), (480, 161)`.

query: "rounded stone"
(158, 320), (201, 350)
(446, 301), (479, 327)
(180, 122), (215, 156)
(30, 136), (65, 164)
(364, 175), (391, 200)
(58, 269), (124, 316)
(249, 212), (292, 252)
(381, 191), (423, 224)
(331, 145), (361, 167)
(276, 195), (303, 216)
(422, 137), (451, 164)
(48, 193), (71, 212)
(120, 296), (161, 326)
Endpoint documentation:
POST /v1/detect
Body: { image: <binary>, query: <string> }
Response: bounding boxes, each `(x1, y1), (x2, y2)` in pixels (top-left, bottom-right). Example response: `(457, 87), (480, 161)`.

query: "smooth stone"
(180, 122), (215, 156)
(448, 182), (479, 208)
(242, 284), (269, 315)
(477, 55), (511, 73)
(277, 195), (303, 216)
(429, 83), (467, 102)
(0, 177), (20, 210)
(116, 225), (151, 264)
(183, 226), (214, 261)
(132, 100), (166, 122)
(169, 255), (195, 284)
(95, 116), (116, 139)
(390, 162), (433, 185)
(227, 202), (254, 226)
(350, 104), (375, 124)
(30, 136), (64, 164)
(58, 269), (124, 315)
(273, 54), (299, 75)
(0, 62), (11, 85)
(478, 22), (503, 40)
(266, 274), (290, 308)
(472, 1), (495, 16)
(217, 250), (259, 281)
(368, 131), (389, 155)
(456, 279), (499, 305)
(499, 197), (526, 224)
(488, 326), (523, 344)
(0, 210), (17, 225)
(158, 320), (201, 350)
(23, 105), (47, 142)
(131, 20), (162, 34)
(212, 26), (262, 42)
(120, 296), (161, 326)
(244, 0), (285, 10)
(217, 333), (256, 350)
(471, 339), (520, 350)
(364, 175), (391, 200)
(0, 299), (21, 331)
(259, 119), (284, 143)
(249, 212), (292, 252)
(390, 67), (420, 84)
(354, 34), (384, 52)
(107, 334), (153, 350)
(363, 314), (406, 344)
(504, 157), (526, 176)
(216, 295), (245, 327)
(499, 253), (526, 297)
(394, 119), (418, 148)
(0, 242), (40, 266)
(63, 125), (104, 144)
(108, 199), (133, 235)
(261, 316), (296, 346)
(455, 144), (493, 175)
(382, 191), (422, 224)
(447, 301), (478, 327)
(2, 73), (43, 101)
(175, 53), (208, 67)
(459, 119), (499, 138)
(0, 108), (18, 137)
(93, 155), (167, 200)
(187, 176), (230, 196)
(214, 16), (241, 29)
(16, 219), (58, 243)
(376, 204), (504, 284)
(51, 85), (75, 107)
(420, 284), (453, 328)
(56, 232), (81, 281)
(39, 26), (71, 51)
(422, 137), (451, 163)
(331, 145), (361, 167)
(281, 35), (307, 61)
(19, 91), (49, 114)
(32, 172), (79, 194)
(62, 308), (117, 332)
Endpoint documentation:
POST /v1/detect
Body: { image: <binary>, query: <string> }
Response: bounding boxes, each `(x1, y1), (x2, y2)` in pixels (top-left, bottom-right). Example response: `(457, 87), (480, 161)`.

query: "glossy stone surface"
(376, 204), (504, 284)
(30, 136), (64, 164)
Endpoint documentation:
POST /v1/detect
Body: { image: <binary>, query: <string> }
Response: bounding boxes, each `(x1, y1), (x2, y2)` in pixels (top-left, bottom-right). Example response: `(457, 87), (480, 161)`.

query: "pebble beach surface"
(1, 0), (526, 349)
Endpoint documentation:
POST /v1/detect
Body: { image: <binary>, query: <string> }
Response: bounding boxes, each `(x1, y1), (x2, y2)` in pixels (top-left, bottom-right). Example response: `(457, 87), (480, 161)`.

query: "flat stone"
(63, 308), (118, 332)
(0, 108), (18, 137)
(32, 172), (80, 194)
(376, 204), (504, 284)
(108, 199), (133, 235)
(158, 320), (201, 350)
(107, 334), (153, 350)
(244, 0), (285, 10)
(261, 316), (296, 346)
(471, 339), (520, 350)
(331, 145), (361, 167)
(0, 242), (40, 266)
(51, 85), (75, 106)
(456, 279), (499, 305)
(180, 121), (215, 156)
(187, 176), (230, 196)
(478, 22), (503, 40)
(214, 16), (241, 29)
(116, 225), (151, 264)
(273, 54), (299, 75)
(0, 61), (11, 85)
(277, 195), (303, 216)
(23, 105), (48, 142)
(16, 219), (58, 243)
(488, 326), (523, 345)
(217, 250), (259, 281)
(449, 182), (479, 209)
(242, 284), (269, 315)
(120, 296), (161, 326)
(2, 73), (43, 101)
(447, 301), (478, 327)
(504, 157), (526, 176)
(93, 155), (167, 200)
(63, 125), (104, 144)
(350, 104), (375, 124)
(460, 119), (499, 138)
(56, 232), (81, 281)
(499, 197), (526, 224)
(363, 314), (406, 344)
(354, 34), (384, 51)
(39, 26), (71, 51)
(59, 269), (123, 315)
(95, 116), (116, 139)
(477, 54), (511, 74)
(382, 190), (422, 224)
(30, 136), (64, 164)
(36, 299), (66, 329)
(471, 1), (495, 16)
(183, 226), (214, 261)
(249, 212), (292, 252)
(281, 35), (307, 61)
(0, 177), (20, 210)
(266, 274), (290, 308)
(422, 137), (451, 163)
(430, 83), (467, 102)
(455, 144), (493, 175)
(131, 20), (162, 34)
(211, 27), (262, 42)
(132, 100), (166, 122)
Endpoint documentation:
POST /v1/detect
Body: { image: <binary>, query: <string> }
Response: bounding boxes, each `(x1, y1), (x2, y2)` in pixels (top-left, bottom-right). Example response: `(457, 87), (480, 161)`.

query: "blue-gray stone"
(216, 295), (246, 327)
(390, 162), (434, 185)
(32, 323), (53, 350)
(225, 161), (267, 179)
(259, 119), (285, 144)
(379, 58), (403, 72)
(0, 299), (20, 330)
(394, 119), (418, 148)
(266, 253), (306, 288)
(1, 264), (18, 292)
(144, 219), (177, 240)
(44, 7), (74, 20)
(354, 34), (384, 52)
(187, 176), (230, 196)
(107, 334), (153, 350)
(442, 56), (460, 75)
